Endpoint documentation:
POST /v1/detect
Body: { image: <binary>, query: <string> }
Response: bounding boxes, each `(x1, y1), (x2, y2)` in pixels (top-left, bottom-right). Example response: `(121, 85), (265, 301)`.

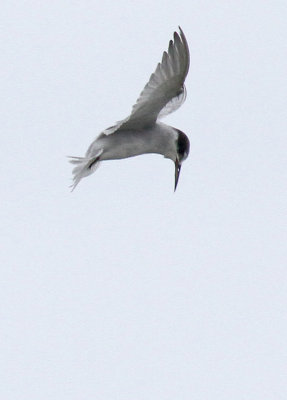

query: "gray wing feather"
(102, 27), (190, 136)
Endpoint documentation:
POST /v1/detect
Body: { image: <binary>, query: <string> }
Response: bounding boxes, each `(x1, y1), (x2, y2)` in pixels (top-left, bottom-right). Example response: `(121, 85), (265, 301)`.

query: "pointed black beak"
(174, 159), (181, 191)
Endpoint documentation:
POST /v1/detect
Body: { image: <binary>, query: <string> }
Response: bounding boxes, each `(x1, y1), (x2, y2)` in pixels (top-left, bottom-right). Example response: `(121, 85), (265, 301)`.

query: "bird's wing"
(101, 27), (189, 136)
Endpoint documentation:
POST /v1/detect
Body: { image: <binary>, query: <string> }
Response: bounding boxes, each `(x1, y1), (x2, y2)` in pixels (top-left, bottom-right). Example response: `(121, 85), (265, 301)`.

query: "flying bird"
(69, 27), (190, 191)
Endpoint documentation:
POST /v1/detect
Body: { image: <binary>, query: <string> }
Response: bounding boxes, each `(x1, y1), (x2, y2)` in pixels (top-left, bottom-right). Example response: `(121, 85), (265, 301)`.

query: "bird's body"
(87, 123), (178, 162)
(70, 27), (190, 191)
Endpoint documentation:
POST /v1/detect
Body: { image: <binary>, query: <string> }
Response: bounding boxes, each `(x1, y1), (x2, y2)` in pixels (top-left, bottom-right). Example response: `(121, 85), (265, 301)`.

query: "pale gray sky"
(1, 1), (286, 399)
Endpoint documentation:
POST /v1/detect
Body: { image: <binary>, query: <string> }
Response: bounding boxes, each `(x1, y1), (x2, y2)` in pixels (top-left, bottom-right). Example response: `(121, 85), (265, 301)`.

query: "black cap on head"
(176, 129), (190, 161)
(174, 129), (190, 191)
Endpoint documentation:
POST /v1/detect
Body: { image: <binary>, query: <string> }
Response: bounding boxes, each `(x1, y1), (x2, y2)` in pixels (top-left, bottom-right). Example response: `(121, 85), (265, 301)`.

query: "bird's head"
(174, 129), (190, 191)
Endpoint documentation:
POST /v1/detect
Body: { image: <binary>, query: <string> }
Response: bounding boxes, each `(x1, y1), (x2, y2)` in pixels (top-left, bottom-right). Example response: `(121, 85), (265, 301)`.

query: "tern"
(69, 27), (190, 191)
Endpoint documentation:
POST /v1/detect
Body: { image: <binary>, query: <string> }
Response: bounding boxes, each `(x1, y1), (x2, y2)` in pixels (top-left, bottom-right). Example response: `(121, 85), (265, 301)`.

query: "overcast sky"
(1, 1), (286, 399)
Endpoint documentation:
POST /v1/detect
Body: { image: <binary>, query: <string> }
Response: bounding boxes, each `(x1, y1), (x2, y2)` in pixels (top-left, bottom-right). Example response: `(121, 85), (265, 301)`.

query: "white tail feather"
(68, 149), (103, 191)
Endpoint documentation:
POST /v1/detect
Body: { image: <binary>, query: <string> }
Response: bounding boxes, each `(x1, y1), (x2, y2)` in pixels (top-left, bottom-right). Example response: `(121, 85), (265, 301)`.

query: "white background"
(1, 1), (286, 399)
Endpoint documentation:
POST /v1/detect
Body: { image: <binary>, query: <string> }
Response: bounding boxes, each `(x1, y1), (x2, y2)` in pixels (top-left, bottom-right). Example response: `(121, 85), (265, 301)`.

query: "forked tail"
(68, 149), (103, 191)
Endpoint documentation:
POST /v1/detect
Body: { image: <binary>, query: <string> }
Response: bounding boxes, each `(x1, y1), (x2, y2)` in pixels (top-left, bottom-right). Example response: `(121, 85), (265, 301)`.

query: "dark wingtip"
(178, 26), (184, 36)
(176, 26), (190, 75)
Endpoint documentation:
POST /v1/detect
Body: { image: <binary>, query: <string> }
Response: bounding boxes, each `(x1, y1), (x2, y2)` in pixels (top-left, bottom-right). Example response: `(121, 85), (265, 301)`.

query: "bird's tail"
(68, 149), (103, 191)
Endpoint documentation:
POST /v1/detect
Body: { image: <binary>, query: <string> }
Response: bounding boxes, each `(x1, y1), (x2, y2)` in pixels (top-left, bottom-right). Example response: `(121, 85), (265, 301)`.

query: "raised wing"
(102, 27), (189, 135)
